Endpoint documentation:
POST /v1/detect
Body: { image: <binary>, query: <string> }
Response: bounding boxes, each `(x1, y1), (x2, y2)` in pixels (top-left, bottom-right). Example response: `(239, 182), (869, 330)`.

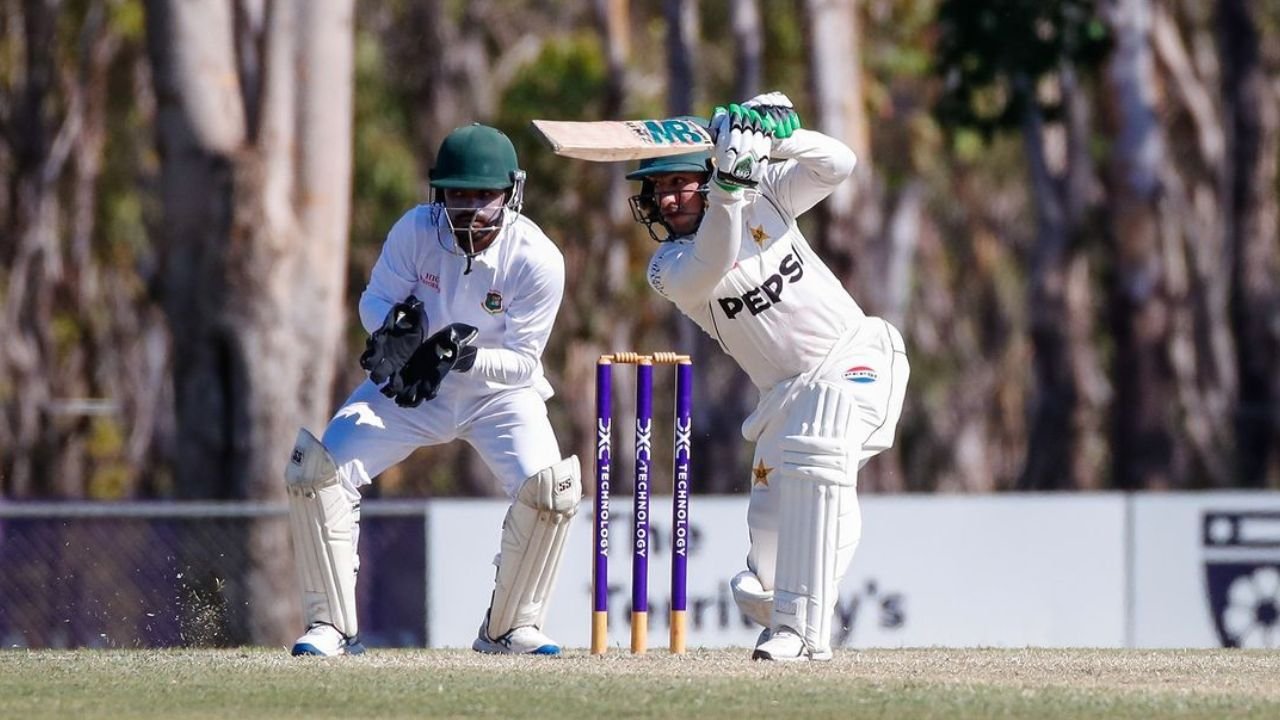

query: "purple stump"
(591, 360), (612, 655)
(670, 359), (692, 653)
(631, 361), (653, 653)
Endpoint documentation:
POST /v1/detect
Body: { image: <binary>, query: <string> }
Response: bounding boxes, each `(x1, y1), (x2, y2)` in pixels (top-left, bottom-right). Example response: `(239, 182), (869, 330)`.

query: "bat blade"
(531, 119), (713, 161)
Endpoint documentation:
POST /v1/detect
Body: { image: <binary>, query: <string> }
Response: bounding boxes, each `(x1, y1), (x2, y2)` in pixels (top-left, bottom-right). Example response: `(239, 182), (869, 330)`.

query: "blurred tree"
(935, 0), (1111, 489)
(666, 0), (699, 113)
(1102, 0), (1238, 489)
(729, 0), (762, 101)
(1103, 0), (1184, 489)
(145, 0), (354, 644)
(1219, 0), (1280, 487)
(0, 0), (165, 500)
(3, 0), (1276, 510)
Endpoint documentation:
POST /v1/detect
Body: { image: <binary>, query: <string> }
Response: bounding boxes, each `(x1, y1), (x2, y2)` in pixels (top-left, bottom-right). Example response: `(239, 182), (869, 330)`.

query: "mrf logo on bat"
(625, 119), (710, 148)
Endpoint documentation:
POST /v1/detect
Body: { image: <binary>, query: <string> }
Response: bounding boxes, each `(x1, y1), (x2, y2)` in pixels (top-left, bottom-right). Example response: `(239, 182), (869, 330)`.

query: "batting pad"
(772, 382), (861, 654)
(731, 570), (774, 628)
(285, 428), (359, 638)
(487, 456), (582, 638)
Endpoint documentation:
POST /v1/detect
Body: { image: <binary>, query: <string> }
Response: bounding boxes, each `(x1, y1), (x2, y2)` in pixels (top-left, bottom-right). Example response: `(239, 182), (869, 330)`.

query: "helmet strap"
(506, 170), (526, 215)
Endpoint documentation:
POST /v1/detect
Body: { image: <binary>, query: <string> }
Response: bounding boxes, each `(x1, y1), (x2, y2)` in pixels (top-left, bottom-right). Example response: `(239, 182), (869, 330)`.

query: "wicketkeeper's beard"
(448, 207), (504, 254)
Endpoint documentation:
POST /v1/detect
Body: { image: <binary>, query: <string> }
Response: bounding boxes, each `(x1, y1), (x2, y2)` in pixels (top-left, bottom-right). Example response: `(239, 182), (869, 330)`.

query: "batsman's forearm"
(676, 188), (744, 297)
(771, 128), (857, 183)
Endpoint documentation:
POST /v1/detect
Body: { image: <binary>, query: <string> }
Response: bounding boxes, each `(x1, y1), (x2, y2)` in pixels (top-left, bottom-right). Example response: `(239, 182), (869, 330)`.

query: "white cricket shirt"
(358, 204), (564, 399)
(646, 129), (866, 389)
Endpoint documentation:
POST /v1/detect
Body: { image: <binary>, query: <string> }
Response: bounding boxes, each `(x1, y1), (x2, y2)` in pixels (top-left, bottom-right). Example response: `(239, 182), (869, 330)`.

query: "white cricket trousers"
(745, 317), (909, 590)
(321, 378), (563, 500)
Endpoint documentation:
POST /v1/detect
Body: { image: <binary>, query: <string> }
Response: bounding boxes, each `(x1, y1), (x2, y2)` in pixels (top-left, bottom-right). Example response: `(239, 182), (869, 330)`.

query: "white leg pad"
(486, 456), (582, 637)
(285, 428), (359, 638)
(771, 381), (861, 656)
(731, 570), (773, 628)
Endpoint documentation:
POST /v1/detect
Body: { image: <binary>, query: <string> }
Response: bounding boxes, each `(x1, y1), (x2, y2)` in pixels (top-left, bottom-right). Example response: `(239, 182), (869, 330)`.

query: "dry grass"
(2, 647), (1277, 719)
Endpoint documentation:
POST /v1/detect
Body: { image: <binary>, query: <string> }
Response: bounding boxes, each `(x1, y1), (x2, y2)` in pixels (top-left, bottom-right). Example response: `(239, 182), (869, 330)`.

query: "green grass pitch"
(1, 648), (1277, 719)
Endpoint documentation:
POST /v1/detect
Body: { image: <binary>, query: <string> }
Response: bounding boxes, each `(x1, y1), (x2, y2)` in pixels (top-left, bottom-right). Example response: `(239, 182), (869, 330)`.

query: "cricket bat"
(531, 118), (713, 161)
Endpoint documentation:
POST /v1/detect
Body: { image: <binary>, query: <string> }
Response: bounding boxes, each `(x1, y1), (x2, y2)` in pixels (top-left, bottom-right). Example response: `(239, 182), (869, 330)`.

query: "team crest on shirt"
(843, 366), (878, 384)
(483, 291), (504, 314)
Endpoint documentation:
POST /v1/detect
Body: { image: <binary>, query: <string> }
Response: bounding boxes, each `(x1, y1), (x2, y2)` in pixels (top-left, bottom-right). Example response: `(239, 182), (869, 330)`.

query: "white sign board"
(427, 494), (1127, 649)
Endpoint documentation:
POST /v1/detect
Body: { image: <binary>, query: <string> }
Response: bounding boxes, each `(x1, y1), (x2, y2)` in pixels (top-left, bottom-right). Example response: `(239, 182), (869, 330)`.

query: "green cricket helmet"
(429, 123), (527, 264)
(625, 149), (714, 181)
(430, 123), (523, 190)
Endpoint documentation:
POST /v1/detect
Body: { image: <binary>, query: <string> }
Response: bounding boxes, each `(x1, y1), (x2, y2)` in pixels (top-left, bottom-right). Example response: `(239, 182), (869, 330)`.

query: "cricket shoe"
(291, 623), (366, 657)
(751, 627), (832, 662)
(473, 621), (561, 655)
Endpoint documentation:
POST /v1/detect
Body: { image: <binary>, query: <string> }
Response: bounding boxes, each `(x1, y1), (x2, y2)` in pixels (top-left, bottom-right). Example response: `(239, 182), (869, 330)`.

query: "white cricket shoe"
(751, 627), (832, 662)
(473, 619), (561, 655)
(755, 627), (772, 646)
(290, 623), (365, 657)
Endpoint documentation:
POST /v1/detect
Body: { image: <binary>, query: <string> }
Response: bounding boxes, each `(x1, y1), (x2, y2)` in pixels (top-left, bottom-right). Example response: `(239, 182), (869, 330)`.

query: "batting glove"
(709, 104), (771, 192)
(742, 91), (802, 140)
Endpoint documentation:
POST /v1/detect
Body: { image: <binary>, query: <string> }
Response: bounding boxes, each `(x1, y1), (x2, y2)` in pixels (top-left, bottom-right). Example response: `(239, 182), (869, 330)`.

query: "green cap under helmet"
(430, 123), (521, 190)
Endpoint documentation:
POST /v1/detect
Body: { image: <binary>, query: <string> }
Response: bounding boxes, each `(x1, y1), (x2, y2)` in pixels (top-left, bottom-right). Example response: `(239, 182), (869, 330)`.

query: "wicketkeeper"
(285, 123), (580, 656)
(626, 94), (909, 661)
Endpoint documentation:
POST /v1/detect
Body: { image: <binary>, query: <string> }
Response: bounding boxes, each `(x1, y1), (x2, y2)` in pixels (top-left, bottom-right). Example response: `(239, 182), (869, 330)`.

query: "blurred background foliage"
(2, 0), (1278, 503)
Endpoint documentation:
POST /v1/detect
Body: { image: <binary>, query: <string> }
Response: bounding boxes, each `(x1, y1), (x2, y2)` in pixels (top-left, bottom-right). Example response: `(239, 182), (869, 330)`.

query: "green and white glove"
(742, 91), (802, 140)
(709, 103), (771, 192)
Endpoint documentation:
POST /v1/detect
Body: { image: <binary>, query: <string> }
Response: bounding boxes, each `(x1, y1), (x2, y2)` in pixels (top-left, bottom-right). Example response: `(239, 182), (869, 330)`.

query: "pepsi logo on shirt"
(843, 366), (877, 384)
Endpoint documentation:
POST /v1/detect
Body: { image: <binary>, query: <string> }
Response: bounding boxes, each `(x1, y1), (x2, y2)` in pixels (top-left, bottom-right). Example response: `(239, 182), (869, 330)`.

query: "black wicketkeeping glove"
(360, 296), (428, 384)
(380, 323), (479, 408)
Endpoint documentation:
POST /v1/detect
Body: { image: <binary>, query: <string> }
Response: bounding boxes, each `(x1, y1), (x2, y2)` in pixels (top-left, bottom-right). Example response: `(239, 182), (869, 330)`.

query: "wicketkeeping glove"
(742, 91), (802, 140)
(380, 322), (479, 408)
(360, 295), (427, 384)
(709, 104), (771, 192)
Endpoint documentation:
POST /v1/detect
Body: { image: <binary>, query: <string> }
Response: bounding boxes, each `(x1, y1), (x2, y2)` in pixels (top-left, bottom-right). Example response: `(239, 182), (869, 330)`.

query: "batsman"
(284, 123), (580, 656)
(626, 93), (909, 661)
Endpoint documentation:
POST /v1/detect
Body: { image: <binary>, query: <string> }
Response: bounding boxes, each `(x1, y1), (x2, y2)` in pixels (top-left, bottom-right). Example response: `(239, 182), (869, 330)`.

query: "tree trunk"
(1018, 67), (1108, 490)
(664, 0), (698, 115)
(409, 0), (486, 171)
(1219, 0), (1280, 487)
(730, 0), (762, 101)
(1, 0), (65, 497)
(146, 0), (354, 645)
(1148, 4), (1237, 488)
(1102, 0), (1184, 489)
